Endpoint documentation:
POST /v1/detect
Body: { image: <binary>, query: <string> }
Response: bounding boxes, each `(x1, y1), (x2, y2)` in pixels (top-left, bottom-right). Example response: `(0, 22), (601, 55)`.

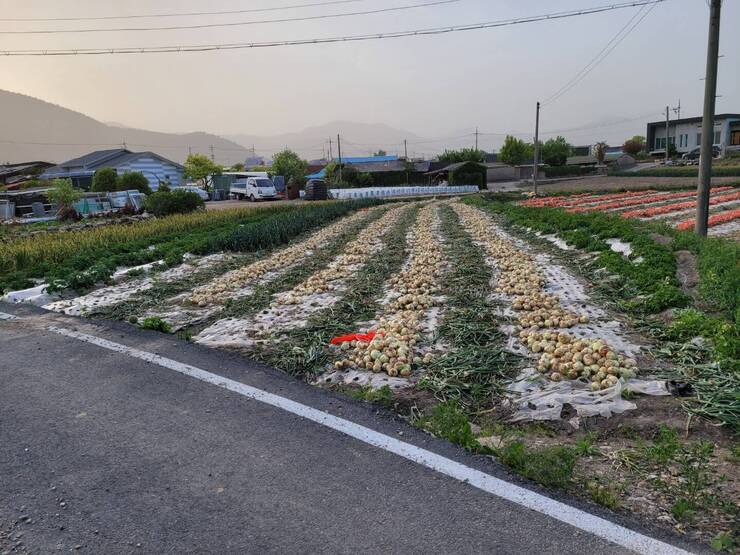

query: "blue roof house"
(41, 149), (184, 191)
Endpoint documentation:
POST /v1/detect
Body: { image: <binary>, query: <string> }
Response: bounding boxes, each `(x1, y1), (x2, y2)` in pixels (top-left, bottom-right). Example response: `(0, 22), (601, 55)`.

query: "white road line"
(48, 324), (690, 555)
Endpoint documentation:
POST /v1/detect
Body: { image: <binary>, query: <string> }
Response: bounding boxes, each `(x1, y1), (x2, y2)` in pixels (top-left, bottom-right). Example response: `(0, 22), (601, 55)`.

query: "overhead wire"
(0, 0), (663, 56)
(0, 0), (460, 35)
(0, 0), (365, 22)
(540, 1), (659, 106)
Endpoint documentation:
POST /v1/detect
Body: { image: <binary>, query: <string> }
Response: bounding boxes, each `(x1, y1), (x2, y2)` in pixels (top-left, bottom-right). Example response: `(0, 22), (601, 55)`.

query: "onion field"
(2, 193), (737, 546)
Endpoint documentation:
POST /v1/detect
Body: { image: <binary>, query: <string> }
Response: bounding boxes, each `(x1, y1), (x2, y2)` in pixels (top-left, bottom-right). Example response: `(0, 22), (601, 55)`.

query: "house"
(40, 149), (184, 191)
(0, 161), (54, 187)
(646, 113), (740, 156)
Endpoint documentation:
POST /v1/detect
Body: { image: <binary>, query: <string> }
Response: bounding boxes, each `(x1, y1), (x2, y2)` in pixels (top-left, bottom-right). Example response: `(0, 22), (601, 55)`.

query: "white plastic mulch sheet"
(709, 219), (740, 237)
(466, 209), (668, 422)
(42, 253), (230, 316)
(507, 367), (670, 422)
(195, 205), (409, 350)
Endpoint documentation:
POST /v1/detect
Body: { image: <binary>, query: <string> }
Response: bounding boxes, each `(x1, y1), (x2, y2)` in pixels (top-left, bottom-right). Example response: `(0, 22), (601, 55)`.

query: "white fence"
(327, 185), (479, 200)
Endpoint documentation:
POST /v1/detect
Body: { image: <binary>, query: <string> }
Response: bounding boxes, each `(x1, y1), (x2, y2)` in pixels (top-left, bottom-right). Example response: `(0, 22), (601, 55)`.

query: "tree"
(183, 153), (223, 190)
(47, 178), (83, 220)
(437, 148), (485, 164)
(91, 167), (118, 192)
(498, 135), (533, 166)
(622, 135), (645, 156)
(592, 142), (608, 165)
(230, 162), (245, 172)
(117, 171), (152, 194)
(271, 149), (308, 184)
(374, 149), (387, 157)
(540, 136), (572, 166)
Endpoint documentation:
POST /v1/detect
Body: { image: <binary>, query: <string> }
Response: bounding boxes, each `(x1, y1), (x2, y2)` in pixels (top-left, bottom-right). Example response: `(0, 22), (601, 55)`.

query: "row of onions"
(187, 205), (385, 307)
(333, 203), (444, 377)
(452, 202), (638, 390)
(274, 203), (409, 307)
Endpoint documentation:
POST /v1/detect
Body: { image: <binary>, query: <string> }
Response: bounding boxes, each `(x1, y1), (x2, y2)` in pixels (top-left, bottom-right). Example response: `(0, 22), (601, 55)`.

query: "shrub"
(144, 189), (204, 216)
(499, 135), (533, 166)
(47, 178), (83, 220)
(117, 171), (152, 194)
(92, 167), (118, 192)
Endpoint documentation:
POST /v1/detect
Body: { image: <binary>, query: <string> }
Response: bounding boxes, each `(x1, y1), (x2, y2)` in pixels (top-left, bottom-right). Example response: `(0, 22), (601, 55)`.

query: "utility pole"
(336, 134), (343, 183)
(328, 138), (333, 161)
(188, 145), (192, 156)
(474, 127), (479, 151)
(532, 102), (540, 196)
(672, 99), (681, 120)
(665, 106), (670, 165)
(209, 144), (215, 162)
(404, 139), (409, 185)
(696, 0), (722, 237)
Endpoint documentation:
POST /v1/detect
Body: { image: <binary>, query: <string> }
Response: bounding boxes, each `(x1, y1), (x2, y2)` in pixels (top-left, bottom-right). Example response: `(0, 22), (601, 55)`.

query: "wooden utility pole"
(474, 127), (479, 150)
(337, 134), (343, 183)
(404, 139), (409, 185)
(209, 145), (215, 162)
(328, 138), (333, 161)
(696, 0), (722, 237)
(532, 102), (540, 196)
(665, 106), (670, 165)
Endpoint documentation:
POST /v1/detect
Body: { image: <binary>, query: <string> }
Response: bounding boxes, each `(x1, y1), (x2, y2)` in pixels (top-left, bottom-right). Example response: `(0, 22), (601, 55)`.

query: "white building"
(646, 113), (740, 155)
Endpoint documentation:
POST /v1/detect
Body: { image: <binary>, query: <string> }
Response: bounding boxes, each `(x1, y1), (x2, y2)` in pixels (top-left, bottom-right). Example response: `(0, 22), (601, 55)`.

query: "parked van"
(228, 172), (278, 201)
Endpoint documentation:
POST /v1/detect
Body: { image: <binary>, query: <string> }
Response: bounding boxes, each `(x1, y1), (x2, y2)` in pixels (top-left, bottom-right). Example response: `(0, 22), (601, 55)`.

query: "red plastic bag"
(330, 331), (377, 345)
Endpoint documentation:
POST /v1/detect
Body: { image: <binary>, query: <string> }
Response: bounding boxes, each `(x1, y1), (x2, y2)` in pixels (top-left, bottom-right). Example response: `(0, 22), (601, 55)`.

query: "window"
(714, 131), (722, 144)
(731, 131), (740, 146)
(696, 132), (702, 146)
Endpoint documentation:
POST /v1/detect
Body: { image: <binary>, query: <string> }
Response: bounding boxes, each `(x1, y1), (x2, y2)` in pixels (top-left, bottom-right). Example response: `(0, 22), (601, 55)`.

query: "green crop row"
(465, 195), (688, 314)
(0, 200), (383, 293)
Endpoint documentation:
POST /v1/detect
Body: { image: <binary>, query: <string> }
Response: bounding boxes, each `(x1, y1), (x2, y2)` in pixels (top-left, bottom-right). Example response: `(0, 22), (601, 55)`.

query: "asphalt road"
(0, 305), (700, 554)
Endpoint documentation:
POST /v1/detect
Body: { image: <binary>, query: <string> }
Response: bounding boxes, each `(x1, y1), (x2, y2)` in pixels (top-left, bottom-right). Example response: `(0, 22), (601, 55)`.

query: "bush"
(144, 189), (204, 216)
(117, 171), (152, 194)
(92, 167), (118, 192)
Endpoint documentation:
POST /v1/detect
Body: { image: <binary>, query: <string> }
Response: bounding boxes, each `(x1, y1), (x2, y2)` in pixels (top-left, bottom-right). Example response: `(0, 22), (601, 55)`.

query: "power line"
(1, 0), (459, 35)
(0, 0), (663, 56)
(0, 0), (365, 22)
(541, 1), (659, 106)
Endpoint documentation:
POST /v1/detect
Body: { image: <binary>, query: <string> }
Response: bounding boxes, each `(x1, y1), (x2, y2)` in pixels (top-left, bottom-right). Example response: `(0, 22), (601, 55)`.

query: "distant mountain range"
(0, 90), (248, 166)
(0, 90), (448, 167)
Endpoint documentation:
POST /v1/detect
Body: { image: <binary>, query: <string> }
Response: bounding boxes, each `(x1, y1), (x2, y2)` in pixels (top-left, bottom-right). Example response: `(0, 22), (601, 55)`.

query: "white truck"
(227, 172), (278, 201)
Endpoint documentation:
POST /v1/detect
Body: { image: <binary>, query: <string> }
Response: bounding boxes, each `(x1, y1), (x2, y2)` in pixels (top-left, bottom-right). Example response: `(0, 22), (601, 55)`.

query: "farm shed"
(0, 161), (54, 187)
(426, 161), (487, 189)
(41, 149), (184, 191)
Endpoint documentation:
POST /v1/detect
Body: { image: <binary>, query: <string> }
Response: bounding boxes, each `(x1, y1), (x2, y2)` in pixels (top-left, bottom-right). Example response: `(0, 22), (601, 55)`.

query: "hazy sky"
(1, 0), (738, 152)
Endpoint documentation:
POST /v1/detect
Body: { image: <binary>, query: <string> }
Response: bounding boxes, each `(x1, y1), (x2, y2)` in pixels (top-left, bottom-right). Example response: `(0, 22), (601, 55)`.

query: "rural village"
(0, 1), (737, 554)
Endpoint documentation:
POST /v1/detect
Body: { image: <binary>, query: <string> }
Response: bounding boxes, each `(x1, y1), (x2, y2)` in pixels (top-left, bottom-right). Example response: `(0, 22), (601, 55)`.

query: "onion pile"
(276, 204), (407, 306)
(334, 204), (442, 377)
(453, 202), (638, 386)
(188, 207), (382, 307)
(520, 329), (637, 389)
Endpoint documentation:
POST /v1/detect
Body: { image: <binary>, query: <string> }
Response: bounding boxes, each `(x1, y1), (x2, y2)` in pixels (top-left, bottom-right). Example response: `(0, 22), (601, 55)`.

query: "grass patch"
(586, 481), (620, 510)
(496, 441), (577, 488)
(139, 316), (172, 333)
(413, 401), (478, 450)
(347, 385), (394, 408)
